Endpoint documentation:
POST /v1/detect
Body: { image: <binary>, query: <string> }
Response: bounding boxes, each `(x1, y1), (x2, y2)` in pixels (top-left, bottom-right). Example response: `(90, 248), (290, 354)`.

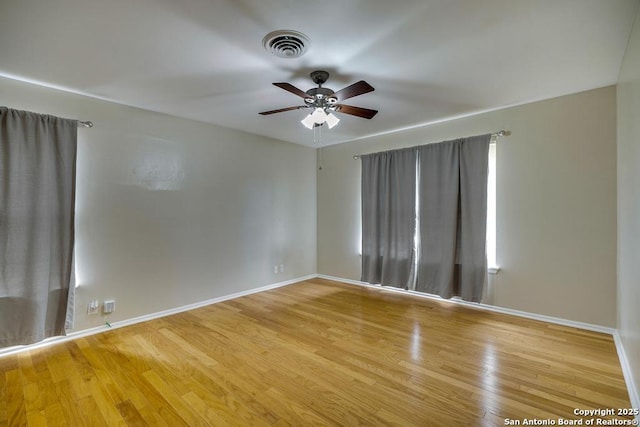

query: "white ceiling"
(1, 0), (638, 147)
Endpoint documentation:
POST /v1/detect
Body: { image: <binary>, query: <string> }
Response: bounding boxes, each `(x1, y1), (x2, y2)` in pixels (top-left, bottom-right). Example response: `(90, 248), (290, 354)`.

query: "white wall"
(317, 86), (617, 327)
(0, 76), (317, 332)
(617, 6), (640, 406)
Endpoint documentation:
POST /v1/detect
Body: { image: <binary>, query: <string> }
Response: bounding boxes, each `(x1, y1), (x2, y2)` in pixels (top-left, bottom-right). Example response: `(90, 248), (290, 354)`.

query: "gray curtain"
(416, 135), (490, 302)
(361, 147), (417, 288)
(1, 107), (77, 348)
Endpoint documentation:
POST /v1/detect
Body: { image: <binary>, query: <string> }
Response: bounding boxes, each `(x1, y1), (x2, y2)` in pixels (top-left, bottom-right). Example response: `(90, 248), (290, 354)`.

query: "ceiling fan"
(259, 70), (378, 129)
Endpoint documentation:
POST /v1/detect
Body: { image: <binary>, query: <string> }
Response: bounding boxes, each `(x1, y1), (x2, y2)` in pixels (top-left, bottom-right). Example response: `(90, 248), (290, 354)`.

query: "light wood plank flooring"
(0, 278), (633, 426)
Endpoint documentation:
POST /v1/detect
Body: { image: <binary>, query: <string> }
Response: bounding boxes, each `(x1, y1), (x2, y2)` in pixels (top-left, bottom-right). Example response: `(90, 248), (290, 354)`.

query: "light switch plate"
(103, 300), (116, 314)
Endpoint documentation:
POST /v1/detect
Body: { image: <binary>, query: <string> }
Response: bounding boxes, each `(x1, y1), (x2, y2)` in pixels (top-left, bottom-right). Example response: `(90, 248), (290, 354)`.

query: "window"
(487, 141), (497, 269)
(359, 141), (497, 271)
(360, 136), (492, 300)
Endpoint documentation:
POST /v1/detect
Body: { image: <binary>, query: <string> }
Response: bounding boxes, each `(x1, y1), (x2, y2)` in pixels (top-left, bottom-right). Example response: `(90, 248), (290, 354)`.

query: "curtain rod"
(352, 130), (510, 160)
(1, 107), (94, 128)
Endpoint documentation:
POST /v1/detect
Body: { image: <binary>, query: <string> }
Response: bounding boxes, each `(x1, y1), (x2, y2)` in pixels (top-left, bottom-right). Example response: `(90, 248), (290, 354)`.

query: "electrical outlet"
(103, 300), (116, 314)
(273, 265), (278, 274)
(87, 300), (99, 315)
(279, 264), (284, 273)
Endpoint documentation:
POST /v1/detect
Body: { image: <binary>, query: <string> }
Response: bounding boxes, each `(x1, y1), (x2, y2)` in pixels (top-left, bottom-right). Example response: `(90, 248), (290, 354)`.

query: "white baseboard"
(613, 331), (640, 418)
(0, 274), (316, 358)
(317, 274), (640, 415)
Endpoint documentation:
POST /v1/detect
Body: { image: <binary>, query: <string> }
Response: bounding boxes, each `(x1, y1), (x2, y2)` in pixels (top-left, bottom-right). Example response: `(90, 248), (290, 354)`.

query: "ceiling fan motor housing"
(305, 87), (337, 109)
(307, 72), (336, 109)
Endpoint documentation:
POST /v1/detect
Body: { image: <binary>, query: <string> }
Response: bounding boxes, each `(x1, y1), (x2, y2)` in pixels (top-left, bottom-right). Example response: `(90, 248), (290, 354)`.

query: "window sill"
(488, 266), (501, 275)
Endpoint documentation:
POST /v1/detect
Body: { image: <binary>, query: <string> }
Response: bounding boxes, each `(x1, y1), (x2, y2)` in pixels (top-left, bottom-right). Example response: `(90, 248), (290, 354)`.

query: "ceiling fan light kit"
(260, 70), (378, 131)
(301, 108), (340, 129)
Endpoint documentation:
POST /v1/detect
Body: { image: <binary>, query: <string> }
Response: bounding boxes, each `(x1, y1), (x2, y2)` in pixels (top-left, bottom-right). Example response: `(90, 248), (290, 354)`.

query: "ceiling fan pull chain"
(313, 122), (323, 145)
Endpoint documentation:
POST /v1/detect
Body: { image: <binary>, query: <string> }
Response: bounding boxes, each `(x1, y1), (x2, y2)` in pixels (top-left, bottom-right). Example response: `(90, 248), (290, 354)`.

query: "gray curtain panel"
(0, 107), (78, 348)
(414, 140), (460, 297)
(361, 147), (417, 288)
(415, 135), (490, 302)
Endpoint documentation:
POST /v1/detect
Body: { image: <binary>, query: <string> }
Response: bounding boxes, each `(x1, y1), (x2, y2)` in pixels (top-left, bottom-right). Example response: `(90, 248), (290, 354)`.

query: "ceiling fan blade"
(332, 80), (374, 101)
(336, 104), (378, 119)
(259, 106), (307, 115)
(273, 82), (311, 99)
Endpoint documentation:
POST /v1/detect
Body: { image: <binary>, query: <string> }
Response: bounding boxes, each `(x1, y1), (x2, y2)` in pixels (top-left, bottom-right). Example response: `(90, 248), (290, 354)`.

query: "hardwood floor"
(0, 278), (633, 426)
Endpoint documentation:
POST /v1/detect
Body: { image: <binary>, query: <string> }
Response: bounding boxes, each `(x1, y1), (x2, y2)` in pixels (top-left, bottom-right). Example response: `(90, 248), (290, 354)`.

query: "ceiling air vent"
(262, 30), (310, 58)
